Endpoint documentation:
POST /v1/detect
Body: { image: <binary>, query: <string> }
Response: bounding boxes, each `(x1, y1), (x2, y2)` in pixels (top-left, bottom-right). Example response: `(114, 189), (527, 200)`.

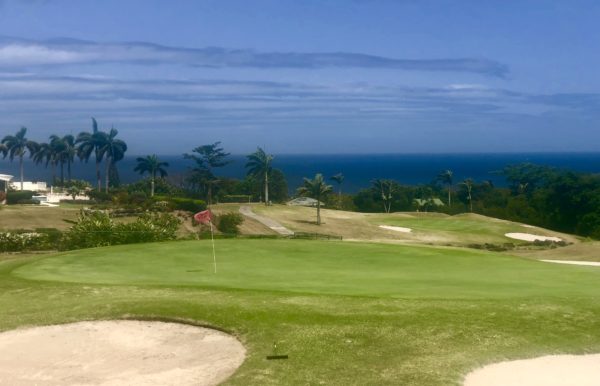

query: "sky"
(0, 0), (599, 154)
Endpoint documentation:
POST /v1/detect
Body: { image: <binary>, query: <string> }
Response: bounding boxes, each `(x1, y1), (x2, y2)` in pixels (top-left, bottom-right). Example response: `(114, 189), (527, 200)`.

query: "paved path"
(239, 205), (294, 236)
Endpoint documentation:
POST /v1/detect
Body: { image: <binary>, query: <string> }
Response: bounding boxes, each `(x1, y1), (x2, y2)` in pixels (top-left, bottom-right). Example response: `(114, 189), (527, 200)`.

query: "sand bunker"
(505, 233), (562, 242)
(0, 320), (245, 386)
(379, 225), (412, 233)
(464, 354), (600, 386)
(541, 259), (600, 267)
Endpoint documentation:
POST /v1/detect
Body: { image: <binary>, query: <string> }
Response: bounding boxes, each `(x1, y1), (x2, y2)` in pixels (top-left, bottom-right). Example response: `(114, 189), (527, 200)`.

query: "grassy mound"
(246, 204), (573, 246)
(14, 239), (600, 299)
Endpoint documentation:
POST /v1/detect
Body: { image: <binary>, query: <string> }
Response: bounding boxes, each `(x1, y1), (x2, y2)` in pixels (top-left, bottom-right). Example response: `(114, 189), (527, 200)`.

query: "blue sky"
(0, 0), (599, 154)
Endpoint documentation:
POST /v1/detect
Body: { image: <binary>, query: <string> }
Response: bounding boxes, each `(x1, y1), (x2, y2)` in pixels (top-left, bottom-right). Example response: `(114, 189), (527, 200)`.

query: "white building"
(9, 181), (48, 192)
(0, 174), (13, 204)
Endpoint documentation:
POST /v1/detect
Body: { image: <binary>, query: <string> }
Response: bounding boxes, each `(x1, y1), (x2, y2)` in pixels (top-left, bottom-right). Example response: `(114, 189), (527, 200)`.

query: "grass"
(251, 204), (575, 246)
(4, 239), (600, 385)
(0, 204), (84, 230)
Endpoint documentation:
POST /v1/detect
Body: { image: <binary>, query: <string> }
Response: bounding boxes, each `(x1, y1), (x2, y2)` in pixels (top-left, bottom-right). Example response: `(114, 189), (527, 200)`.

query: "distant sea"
(2, 153), (600, 194)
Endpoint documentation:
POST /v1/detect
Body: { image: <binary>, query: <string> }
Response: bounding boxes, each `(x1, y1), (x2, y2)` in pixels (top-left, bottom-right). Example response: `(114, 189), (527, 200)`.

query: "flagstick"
(209, 220), (217, 274)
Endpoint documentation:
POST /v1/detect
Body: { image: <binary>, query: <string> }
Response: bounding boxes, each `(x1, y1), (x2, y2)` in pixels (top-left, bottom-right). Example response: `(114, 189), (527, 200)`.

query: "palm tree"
(461, 178), (474, 212)
(437, 169), (454, 207)
(49, 135), (67, 186)
(184, 142), (230, 205)
(99, 127), (127, 192)
(76, 118), (107, 191)
(32, 142), (57, 184)
(134, 154), (169, 197)
(330, 173), (345, 208)
(56, 134), (76, 183)
(1, 127), (38, 190)
(297, 173), (332, 225)
(246, 147), (273, 205)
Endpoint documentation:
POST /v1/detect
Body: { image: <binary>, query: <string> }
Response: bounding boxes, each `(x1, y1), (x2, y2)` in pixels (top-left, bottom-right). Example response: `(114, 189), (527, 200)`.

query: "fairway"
(4, 239), (600, 385)
(14, 239), (600, 299)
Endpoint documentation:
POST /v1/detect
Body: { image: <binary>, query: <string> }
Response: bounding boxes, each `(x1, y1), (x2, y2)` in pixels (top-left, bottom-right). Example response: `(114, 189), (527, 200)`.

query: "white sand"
(0, 320), (245, 386)
(464, 354), (600, 386)
(379, 225), (412, 233)
(505, 232), (562, 242)
(541, 259), (600, 267)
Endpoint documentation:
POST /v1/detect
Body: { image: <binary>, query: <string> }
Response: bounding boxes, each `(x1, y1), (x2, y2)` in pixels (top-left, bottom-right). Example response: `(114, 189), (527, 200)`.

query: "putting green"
(14, 239), (600, 299)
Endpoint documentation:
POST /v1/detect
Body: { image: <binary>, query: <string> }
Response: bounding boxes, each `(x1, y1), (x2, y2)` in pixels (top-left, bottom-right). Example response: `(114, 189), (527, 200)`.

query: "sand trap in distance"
(0, 320), (245, 386)
(464, 354), (600, 386)
(505, 233), (562, 242)
(379, 225), (412, 233)
(541, 259), (600, 267)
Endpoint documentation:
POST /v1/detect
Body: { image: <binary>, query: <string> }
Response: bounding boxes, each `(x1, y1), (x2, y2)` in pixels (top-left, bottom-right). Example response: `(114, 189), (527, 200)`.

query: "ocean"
(2, 153), (600, 193)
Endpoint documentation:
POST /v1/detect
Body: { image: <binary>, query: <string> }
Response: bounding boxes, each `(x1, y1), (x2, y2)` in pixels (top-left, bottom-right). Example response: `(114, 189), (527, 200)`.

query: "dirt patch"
(0, 320), (245, 386)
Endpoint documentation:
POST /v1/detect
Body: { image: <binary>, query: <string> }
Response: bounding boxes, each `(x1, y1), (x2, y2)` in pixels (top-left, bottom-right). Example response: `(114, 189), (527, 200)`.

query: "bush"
(0, 228), (62, 252)
(16, 199), (39, 205)
(61, 211), (181, 250)
(7, 190), (34, 204)
(86, 190), (112, 203)
(216, 212), (244, 235)
(154, 196), (206, 213)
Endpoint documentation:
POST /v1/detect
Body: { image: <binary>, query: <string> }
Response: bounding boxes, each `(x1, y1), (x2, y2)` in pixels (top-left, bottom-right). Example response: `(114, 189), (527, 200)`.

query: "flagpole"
(209, 220), (217, 274)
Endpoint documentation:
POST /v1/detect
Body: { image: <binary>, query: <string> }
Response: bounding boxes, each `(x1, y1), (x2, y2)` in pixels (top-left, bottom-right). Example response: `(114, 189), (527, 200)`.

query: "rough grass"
(0, 204), (85, 230)
(4, 239), (600, 385)
(251, 204), (574, 246)
(512, 240), (600, 262)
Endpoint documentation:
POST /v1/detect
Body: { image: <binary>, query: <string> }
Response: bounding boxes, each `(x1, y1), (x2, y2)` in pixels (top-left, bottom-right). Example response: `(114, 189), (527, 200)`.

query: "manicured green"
(13, 239), (600, 299)
(3, 239), (600, 385)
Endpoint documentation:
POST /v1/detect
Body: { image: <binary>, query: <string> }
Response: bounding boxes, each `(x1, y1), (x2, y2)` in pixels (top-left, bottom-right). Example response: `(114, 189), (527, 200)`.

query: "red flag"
(194, 209), (214, 225)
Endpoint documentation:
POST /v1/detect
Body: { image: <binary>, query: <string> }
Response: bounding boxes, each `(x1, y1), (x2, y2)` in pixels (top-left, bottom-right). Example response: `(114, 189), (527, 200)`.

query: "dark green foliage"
(86, 190), (112, 203)
(61, 211), (181, 249)
(153, 196), (207, 213)
(6, 190), (34, 204)
(216, 212), (244, 234)
(353, 183), (416, 213)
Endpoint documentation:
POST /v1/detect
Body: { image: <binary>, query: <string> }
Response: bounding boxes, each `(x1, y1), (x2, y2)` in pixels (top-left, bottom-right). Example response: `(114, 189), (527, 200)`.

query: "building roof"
(0, 174), (14, 182)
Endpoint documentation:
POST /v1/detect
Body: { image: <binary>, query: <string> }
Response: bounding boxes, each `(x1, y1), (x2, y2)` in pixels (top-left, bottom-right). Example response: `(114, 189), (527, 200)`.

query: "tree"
(437, 170), (454, 207)
(330, 173), (345, 209)
(134, 155), (169, 197)
(77, 118), (108, 191)
(296, 173), (332, 225)
(98, 127), (127, 192)
(461, 178), (474, 212)
(1, 127), (38, 190)
(371, 179), (395, 213)
(246, 147), (273, 205)
(184, 142), (230, 205)
(32, 142), (58, 185)
(52, 134), (76, 184)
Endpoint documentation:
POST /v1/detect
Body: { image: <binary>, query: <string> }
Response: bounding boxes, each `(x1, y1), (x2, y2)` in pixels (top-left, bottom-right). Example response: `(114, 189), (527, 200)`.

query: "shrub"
(86, 190), (113, 203)
(216, 212), (244, 235)
(61, 211), (181, 250)
(0, 228), (62, 252)
(7, 190), (34, 204)
(154, 196), (206, 213)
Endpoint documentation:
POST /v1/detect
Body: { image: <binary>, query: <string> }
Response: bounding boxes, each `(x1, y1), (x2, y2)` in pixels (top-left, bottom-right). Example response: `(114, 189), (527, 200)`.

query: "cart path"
(239, 206), (294, 235)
